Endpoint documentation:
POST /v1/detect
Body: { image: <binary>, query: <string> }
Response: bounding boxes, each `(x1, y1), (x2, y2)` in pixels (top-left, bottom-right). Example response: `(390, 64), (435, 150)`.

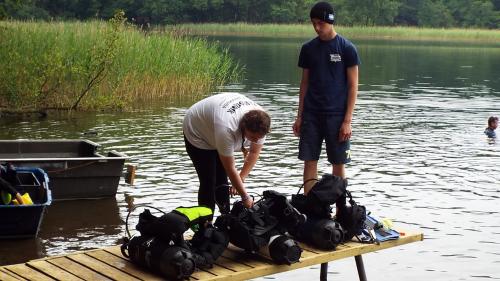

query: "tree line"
(1, 0), (499, 28)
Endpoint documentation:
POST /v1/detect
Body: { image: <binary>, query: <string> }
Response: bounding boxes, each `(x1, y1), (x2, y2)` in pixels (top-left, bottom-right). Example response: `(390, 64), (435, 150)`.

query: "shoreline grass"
(0, 20), (241, 112)
(170, 23), (500, 45)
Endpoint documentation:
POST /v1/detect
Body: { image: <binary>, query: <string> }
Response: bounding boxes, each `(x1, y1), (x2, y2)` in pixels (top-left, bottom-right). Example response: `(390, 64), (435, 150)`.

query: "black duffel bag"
(291, 174), (347, 218)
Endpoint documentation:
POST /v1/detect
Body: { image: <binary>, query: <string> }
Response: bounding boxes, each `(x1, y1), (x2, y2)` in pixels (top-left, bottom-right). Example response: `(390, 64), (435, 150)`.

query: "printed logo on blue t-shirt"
(330, 54), (341, 62)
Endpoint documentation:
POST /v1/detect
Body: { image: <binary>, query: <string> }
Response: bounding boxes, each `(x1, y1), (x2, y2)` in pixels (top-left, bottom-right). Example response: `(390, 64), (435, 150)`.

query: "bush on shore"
(0, 14), (241, 112)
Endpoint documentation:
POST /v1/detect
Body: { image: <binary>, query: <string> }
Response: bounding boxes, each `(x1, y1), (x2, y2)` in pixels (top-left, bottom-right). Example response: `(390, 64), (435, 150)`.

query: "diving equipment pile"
(215, 190), (304, 265)
(120, 174), (399, 279)
(290, 174), (367, 249)
(121, 206), (229, 281)
(290, 174), (400, 246)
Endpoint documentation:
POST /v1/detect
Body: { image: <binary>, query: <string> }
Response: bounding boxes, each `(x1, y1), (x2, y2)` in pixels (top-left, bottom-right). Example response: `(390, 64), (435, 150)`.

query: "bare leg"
(333, 164), (346, 215)
(303, 160), (318, 195)
(332, 164), (345, 179)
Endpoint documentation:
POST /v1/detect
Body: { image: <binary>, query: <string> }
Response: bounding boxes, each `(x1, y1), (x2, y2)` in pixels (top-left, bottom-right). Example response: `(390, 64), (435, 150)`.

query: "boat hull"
(0, 140), (128, 200)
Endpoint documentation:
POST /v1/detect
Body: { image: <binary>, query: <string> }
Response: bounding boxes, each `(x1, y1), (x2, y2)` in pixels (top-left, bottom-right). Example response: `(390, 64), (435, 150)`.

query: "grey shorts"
(298, 112), (351, 165)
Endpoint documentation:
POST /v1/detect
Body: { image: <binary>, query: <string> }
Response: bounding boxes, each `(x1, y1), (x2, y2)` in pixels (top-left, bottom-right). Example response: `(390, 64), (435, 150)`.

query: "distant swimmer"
(484, 116), (498, 138)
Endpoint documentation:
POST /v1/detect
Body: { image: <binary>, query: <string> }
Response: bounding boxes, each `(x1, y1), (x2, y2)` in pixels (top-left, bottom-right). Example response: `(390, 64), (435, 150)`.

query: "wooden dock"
(0, 231), (423, 281)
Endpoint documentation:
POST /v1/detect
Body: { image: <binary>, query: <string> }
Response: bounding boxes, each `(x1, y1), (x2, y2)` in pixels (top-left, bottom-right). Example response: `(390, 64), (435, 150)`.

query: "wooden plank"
(222, 245), (274, 267)
(102, 247), (222, 281)
(2, 264), (54, 281)
(0, 273), (22, 281)
(106, 246), (218, 280)
(104, 246), (127, 258)
(0, 231), (423, 281)
(190, 269), (217, 280)
(26, 260), (83, 281)
(0, 268), (25, 281)
(297, 242), (322, 254)
(48, 257), (112, 281)
(213, 256), (252, 272)
(205, 232), (424, 281)
(67, 254), (140, 281)
(300, 248), (320, 258)
(201, 264), (235, 276)
(88, 249), (164, 281)
(108, 245), (268, 280)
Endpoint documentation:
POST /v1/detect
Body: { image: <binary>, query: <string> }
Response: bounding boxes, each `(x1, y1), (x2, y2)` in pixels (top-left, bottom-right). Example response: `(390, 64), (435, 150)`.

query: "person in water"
(484, 116), (498, 138)
(293, 1), (360, 195)
(183, 93), (271, 210)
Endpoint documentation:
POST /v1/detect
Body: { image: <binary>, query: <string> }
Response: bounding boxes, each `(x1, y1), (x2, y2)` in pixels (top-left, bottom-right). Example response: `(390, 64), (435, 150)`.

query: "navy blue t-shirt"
(298, 35), (360, 114)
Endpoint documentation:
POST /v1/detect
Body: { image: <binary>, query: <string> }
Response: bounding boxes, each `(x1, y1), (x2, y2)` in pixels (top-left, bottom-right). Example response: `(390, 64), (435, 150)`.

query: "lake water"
(1, 35), (499, 281)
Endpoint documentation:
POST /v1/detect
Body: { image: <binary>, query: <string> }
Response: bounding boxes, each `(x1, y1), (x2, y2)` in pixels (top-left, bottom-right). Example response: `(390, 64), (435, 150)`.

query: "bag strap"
(297, 178), (318, 195)
(345, 190), (356, 205)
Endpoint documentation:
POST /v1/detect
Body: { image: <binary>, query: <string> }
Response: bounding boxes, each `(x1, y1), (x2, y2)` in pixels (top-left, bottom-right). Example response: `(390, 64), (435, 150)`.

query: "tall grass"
(172, 23), (500, 45)
(0, 19), (241, 112)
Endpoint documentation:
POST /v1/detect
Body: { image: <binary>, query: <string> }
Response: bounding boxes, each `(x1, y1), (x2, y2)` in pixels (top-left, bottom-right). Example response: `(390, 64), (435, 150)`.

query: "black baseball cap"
(310, 2), (335, 24)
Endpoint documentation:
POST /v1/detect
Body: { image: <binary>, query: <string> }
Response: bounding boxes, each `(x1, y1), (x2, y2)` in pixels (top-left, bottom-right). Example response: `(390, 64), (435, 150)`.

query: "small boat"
(0, 167), (52, 239)
(0, 139), (129, 200)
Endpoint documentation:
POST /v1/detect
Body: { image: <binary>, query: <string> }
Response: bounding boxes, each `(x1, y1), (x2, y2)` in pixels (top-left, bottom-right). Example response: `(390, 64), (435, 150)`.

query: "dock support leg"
(320, 262), (328, 281)
(355, 255), (367, 281)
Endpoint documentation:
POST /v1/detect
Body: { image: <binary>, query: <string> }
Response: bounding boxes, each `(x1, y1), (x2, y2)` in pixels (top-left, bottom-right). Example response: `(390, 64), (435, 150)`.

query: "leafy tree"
(494, 0), (500, 9)
(270, 1), (298, 23)
(72, 10), (126, 110)
(73, 0), (102, 19)
(417, 0), (454, 27)
(12, 2), (50, 20)
(336, 0), (401, 26)
(446, 0), (499, 28)
(394, 0), (420, 26)
(1, 0), (499, 28)
(0, 0), (20, 19)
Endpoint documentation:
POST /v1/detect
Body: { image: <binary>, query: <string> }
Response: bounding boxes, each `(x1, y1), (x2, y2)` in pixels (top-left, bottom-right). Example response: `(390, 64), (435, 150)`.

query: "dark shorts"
(298, 112), (351, 165)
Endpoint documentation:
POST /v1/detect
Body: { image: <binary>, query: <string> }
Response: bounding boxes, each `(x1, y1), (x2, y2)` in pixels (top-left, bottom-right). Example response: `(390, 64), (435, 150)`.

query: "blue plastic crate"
(0, 167), (52, 239)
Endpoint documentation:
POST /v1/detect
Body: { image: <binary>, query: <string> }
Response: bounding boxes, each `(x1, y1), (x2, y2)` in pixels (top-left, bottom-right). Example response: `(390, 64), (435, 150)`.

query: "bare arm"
(293, 68), (309, 137)
(339, 65), (359, 142)
(239, 142), (262, 182)
(218, 154), (253, 207)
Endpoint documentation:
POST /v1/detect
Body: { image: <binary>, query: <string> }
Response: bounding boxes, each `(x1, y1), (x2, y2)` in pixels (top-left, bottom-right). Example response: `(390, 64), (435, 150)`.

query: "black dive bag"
(291, 174), (347, 218)
(189, 224), (230, 269)
(289, 174), (367, 248)
(122, 236), (195, 281)
(290, 216), (345, 250)
(121, 209), (195, 280)
(215, 191), (303, 265)
(267, 234), (302, 265)
(135, 209), (190, 247)
(121, 208), (229, 280)
(336, 190), (366, 241)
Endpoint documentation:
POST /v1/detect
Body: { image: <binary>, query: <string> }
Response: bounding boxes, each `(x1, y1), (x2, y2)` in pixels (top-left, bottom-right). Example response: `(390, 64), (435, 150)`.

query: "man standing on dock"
(293, 1), (360, 194)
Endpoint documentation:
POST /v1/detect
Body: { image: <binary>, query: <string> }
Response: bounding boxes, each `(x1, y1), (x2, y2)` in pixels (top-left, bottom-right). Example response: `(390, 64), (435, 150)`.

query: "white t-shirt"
(183, 93), (265, 156)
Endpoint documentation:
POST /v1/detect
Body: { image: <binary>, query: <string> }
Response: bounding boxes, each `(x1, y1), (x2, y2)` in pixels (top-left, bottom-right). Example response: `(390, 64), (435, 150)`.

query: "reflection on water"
(0, 37), (499, 281)
(0, 198), (122, 264)
(41, 198), (122, 255)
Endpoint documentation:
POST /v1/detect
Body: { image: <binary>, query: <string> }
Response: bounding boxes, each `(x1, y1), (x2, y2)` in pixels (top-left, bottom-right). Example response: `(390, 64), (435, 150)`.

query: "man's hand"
(229, 186), (239, 196)
(242, 196), (254, 208)
(293, 117), (302, 137)
(231, 187), (253, 208)
(339, 120), (352, 142)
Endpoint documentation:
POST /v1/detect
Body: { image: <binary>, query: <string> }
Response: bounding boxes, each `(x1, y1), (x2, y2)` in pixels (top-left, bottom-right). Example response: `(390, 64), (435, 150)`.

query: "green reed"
(0, 19), (241, 111)
(172, 23), (500, 44)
